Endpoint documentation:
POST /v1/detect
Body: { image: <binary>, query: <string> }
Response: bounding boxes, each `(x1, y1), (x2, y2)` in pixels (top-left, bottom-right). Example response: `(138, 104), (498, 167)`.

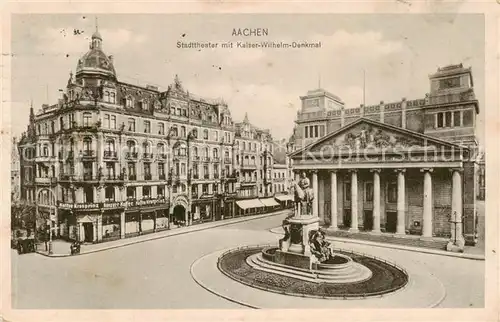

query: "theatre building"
(289, 64), (481, 249)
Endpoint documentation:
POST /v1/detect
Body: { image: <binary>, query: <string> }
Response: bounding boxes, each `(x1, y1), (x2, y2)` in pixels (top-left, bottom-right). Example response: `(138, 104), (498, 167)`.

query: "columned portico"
(349, 169), (359, 232)
(421, 168), (433, 238)
(329, 170), (338, 231)
(371, 169), (381, 233)
(395, 169), (406, 235)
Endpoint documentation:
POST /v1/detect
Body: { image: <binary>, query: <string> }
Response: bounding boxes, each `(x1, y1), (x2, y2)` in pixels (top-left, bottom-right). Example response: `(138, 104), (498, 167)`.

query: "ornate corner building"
(17, 27), (289, 244)
(288, 64), (482, 248)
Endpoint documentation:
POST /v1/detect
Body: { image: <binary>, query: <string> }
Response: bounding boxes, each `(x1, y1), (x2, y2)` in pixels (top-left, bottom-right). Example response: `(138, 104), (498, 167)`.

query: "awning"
(236, 199), (264, 210)
(259, 198), (280, 207)
(275, 195), (294, 202)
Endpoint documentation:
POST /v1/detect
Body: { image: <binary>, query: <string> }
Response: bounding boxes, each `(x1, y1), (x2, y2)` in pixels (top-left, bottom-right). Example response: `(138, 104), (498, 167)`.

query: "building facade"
(289, 64), (481, 249)
(18, 27), (284, 243)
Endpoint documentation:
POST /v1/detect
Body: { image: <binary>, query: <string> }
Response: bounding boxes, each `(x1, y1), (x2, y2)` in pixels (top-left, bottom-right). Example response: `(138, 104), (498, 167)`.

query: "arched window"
(127, 140), (136, 152)
(193, 146), (198, 156)
(157, 143), (165, 154)
(244, 155), (249, 165)
(251, 156), (256, 165)
(204, 147), (209, 157)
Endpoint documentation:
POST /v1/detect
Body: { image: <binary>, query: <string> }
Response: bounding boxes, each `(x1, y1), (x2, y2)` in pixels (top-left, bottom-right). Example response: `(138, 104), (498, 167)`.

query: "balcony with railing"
(157, 153), (167, 160)
(203, 174), (210, 180)
(143, 153), (154, 160)
(240, 162), (257, 169)
(144, 173), (152, 181)
(34, 177), (58, 185)
(202, 156), (211, 163)
(159, 173), (166, 180)
(212, 157), (220, 163)
(192, 156), (201, 161)
(81, 150), (96, 159)
(59, 173), (76, 181)
(102, 173), (125, 182)
(82, 173), (97, 181)
(224, 157), (232, 164)
(103, 151), (118, 159)
(128, 174), (137, 181)
(126, 151), (138, 160)
(214, 173), (220, 179)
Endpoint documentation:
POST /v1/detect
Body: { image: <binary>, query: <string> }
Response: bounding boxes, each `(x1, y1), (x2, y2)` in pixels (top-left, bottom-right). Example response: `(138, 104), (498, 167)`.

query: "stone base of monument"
(248, 248), (373, 284)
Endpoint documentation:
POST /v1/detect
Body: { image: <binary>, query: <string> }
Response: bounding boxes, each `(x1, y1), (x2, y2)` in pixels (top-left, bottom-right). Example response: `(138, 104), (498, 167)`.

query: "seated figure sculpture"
(309, 230), (333, 263)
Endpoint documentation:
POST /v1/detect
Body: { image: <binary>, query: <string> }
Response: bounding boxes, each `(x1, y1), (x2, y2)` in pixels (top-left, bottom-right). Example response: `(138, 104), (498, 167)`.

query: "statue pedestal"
(274, 215), (319, 269)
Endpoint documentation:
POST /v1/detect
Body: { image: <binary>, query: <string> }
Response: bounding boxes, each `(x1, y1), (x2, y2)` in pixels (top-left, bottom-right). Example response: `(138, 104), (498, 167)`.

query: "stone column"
(371, 169), (381, 233)
(395, 169), (406, 235)
(312, 170), (318, 217)
(329, 170), (338, 230)
(448, 168), (465, 250)
(349, 170), (359, 232)
(421, 168), (433, 238)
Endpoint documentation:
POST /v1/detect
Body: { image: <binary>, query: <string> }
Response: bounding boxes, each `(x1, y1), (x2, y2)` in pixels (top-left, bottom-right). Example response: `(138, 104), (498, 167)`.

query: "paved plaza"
(11, 212), (484, 309)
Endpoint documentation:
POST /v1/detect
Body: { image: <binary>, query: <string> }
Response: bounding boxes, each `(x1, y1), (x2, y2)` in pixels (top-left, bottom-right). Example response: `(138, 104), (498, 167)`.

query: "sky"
(10, 14), (484, 143)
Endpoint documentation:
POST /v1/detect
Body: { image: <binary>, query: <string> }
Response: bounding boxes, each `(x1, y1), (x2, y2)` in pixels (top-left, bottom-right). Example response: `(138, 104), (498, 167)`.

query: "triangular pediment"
(291, 118), (464, 158)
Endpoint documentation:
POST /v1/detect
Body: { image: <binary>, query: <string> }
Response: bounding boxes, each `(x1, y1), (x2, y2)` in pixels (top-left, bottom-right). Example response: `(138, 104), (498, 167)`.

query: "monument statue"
(293, 171), (315, 217)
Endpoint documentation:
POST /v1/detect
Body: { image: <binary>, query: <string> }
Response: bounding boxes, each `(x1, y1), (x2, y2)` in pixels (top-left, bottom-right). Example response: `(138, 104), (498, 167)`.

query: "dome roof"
(76, 48), (116, 77)
(75, 27), (116, 79)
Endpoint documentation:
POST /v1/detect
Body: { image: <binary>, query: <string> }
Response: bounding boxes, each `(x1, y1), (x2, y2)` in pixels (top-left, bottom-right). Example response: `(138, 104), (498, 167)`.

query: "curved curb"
(190, 250), (258, 309)
(268, 227), (485, 261)
(33, 210), (290, 259)
(190, 246), (446, 308)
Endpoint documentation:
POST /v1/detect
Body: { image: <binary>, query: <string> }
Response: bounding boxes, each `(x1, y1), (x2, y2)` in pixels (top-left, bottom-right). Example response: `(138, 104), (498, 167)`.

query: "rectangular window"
(437, 113), (444, 128)
(158, 123), (165, 135)
(110, 115), (116, 129)
(128, 118), (135, 132)
(83, 112), (91, 126)
(158, 163), (165, 176)
(203, 129), (209, 140)
(127, 187), (135, 199)
(203, 165), (209, 178)
(144, 120), (151, 133)
(304, 126), (308, 138)
(202, 184), (208, 194)
(181, 163), (186, 175)
(157, 186), (164, 198)
(143, 186), (151, 199)
(388, 183), (397, 203)
(127, 162), (136, 176)
(445, 112), (452, 127)
(104, 114), (110, 128)
(453, 111), (461, 127)
(314, 125), (319, 137)
(365, 182), (373, 202)
(144, 163), (151, 176)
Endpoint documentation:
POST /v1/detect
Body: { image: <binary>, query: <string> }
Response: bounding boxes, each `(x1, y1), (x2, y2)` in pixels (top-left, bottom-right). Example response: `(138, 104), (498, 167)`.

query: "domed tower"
(75, 22), (116, 85)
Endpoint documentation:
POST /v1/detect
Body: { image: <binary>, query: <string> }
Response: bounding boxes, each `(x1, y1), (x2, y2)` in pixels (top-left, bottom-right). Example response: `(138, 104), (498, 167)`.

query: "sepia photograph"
(2, 7), (495, 318)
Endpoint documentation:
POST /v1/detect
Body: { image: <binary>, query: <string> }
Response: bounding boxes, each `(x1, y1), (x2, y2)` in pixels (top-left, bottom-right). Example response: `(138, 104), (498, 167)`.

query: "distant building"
(288, 64), (481, 249)
(11, 137), (21, 202)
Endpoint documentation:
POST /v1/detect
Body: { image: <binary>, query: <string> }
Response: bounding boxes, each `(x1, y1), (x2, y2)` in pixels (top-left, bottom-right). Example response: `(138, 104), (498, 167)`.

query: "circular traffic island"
(217, 245), (408, 299)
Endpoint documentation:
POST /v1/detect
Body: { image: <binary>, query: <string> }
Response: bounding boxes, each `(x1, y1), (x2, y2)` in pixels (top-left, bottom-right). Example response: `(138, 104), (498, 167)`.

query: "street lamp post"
(36, 188), (56, 255)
